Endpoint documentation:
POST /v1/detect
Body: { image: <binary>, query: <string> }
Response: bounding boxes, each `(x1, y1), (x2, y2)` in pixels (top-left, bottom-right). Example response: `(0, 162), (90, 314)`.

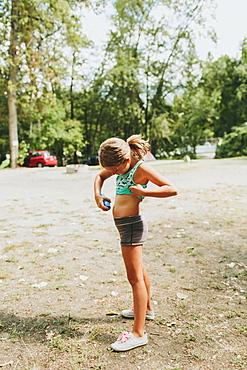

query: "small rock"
(79, 275), (88, 281)
(167, 322), (176, 327)
(48, 248), (58, 254)
(177, 293), (188, 299)
(32, 282), (48, 288)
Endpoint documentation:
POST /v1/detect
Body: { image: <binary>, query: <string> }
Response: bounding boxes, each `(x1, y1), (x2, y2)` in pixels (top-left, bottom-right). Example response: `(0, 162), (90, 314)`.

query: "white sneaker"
(121, 307), (155, 320)
(111, 331), (148, 352)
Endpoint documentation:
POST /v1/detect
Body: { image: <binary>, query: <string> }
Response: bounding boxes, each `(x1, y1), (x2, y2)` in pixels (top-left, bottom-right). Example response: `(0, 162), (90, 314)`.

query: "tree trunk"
(70, 52), (76, 120)
(8, 0), (18, 169)
(8, 87), (18, 168)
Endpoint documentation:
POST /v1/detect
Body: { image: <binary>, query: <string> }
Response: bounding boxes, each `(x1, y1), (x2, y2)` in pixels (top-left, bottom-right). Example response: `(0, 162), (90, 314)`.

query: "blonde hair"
(99, 134), (149, 168)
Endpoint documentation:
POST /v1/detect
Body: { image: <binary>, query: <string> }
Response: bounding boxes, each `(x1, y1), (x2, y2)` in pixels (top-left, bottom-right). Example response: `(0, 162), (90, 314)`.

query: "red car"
(23, 151), (58, 167)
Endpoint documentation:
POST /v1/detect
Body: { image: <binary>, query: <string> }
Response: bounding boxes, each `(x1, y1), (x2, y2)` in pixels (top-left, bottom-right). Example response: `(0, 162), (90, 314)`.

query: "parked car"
(82, 153), (99, 165)
(23, 151), (58, 168)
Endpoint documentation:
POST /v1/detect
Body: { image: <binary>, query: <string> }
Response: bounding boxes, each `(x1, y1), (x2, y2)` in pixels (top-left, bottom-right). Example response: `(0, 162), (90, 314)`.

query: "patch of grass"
(212, 284), (224, 290)
(188, 323), (199, 329)
(4, 241), (34, 252)
(205, 335), (214, 341)
(54, 272), (68, 280)
(59, 199), (70, 205)
(4, 245), (19, 252)
(227, 311), (242, 318)
(49, 336), (69, 351)
(185, 333), (197, 341)
(5, 258), (19, 263)
(186, 247), (194, 253)
(32, 320), (50, 331)
(36, 223), (55, 228)
(155, 318), (166, 325)
(56, 285), (67, 290)
(179, 301), (188, 308)
(187, 352), (204, 361)
(235, 325), (247, 334)
(234, 273), (241, 278)
(35, 232), (48, 236)
(111, 326), (127, 335)
(38, 312), (52, 317)
(86, 325), (106, 340)
(48, 356), (58, 362)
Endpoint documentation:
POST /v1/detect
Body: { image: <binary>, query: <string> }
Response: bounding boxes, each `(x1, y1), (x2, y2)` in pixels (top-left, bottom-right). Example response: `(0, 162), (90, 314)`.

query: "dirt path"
(0, 157), (247, 370)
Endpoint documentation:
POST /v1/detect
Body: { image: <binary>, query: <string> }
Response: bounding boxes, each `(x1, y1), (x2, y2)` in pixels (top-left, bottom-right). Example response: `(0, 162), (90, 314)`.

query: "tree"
(172, 81), (218, 157)
(236, 38), (247, 125)
(215, 123), (247, 158)
(1, 0), (217, 164)
(0, 0), (90, 168)
(170, 37), (247, 158)
(0, 70), (9, 163)
(7, 0), (18, 168)
(200, 49), (247, 137)
(88, 0), (215, 154)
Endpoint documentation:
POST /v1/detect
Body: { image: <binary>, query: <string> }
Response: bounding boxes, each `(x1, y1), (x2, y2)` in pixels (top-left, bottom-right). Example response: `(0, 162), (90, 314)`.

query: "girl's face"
(104, 157), (131, 175)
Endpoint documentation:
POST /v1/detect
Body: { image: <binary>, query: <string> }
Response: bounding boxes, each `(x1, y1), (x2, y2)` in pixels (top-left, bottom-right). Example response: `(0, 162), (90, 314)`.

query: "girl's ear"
(126, 157), (131, 164)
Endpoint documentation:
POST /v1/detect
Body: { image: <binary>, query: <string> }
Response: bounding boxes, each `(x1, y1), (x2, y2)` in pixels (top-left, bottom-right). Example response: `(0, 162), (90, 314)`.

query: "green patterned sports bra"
(116, 160), (148, 199)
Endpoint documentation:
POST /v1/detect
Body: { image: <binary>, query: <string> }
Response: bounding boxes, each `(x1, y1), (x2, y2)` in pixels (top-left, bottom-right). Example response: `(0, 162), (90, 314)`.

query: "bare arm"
(94, 170), (113, 210)
(129, 163), (178, 198)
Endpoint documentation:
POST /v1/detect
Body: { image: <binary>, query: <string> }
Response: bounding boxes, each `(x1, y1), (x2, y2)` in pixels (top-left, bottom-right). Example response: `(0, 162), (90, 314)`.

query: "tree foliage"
(1, 0), (90, 166)
(172, 38), (247, 158)
(1, 0), (246, 166)
(215, 123), (247, 158)
(78, 0), (214, 156)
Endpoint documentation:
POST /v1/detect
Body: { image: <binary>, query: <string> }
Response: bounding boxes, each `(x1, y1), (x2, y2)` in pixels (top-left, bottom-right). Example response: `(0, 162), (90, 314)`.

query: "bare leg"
(121, 245), (150, 338)
(143, 267), (152, 312)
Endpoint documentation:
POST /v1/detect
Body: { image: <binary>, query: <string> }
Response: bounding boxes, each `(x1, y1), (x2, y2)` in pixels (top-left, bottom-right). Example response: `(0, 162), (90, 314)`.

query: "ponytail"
(127, 134), (149, 159)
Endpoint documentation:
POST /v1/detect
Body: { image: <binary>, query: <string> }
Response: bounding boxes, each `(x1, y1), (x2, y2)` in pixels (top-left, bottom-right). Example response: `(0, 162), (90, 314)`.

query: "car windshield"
(44, 152), (51, 158)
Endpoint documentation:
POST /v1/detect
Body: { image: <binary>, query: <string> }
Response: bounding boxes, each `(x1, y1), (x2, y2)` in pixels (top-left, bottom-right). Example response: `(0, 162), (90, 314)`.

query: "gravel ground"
(0, 157), (247, 370)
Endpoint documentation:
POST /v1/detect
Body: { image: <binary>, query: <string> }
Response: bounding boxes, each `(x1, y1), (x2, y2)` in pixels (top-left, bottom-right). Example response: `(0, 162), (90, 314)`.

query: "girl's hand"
(129, 184), (145, 197)
(95, 194), (111, 211)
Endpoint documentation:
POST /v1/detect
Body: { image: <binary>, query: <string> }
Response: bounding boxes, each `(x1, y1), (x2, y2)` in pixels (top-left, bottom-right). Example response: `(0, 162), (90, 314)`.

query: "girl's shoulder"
(98, 168), (114, 180)
(134, 161), (154, 181)
(137, 161), (164, 180)
(138, 161), (152, 171)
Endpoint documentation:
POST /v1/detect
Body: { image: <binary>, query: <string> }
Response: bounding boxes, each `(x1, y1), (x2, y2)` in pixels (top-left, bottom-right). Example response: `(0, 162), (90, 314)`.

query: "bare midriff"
(113, 194), (142, 218)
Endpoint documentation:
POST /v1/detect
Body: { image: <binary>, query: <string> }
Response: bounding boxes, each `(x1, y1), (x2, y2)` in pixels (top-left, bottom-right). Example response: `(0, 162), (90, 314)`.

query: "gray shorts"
(114, 214), (148, 246)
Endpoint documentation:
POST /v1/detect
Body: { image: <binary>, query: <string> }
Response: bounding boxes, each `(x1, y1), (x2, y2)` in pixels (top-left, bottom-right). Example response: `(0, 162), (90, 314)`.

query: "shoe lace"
(117, 331), (130, 343)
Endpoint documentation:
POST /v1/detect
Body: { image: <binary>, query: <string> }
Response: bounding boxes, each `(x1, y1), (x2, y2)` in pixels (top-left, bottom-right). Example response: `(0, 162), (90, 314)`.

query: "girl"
(94, 134), (178, 351)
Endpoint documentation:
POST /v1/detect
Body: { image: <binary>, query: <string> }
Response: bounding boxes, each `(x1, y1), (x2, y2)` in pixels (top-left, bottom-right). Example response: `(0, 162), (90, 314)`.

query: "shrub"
(215, 123), (247, 158)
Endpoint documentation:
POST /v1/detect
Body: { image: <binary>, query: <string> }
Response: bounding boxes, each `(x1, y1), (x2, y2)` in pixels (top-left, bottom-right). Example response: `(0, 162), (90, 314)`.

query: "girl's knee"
(127, 274), (144, 287)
